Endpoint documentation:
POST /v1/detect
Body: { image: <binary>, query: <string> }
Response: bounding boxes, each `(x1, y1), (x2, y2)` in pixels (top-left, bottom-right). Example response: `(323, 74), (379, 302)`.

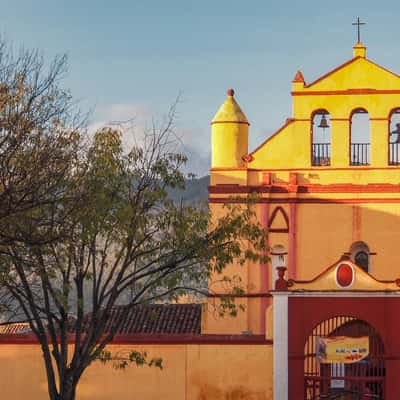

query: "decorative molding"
(209, 182), (400, 195)
(208, 292), (272, 298)
(292, 89), (400, 96)
(260, 203), (270, 334)
(335, 262), (356, 289)
(0, 333), (273, 345)
(275, 267), (288, 290)
(288, 203), (297, 279)
(268, 206), (289, 233)
(242, 154), (254, 163)
(209, 167), (248, 171)
(272, 291), (400, 297)
(211, 120), (249, 125)
(211, 166), (400, 172)
(209, 197), (400, 204)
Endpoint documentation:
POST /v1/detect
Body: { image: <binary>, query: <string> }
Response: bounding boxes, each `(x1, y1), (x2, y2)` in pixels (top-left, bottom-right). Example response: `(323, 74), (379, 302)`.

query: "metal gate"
(304, 316), (385, 399)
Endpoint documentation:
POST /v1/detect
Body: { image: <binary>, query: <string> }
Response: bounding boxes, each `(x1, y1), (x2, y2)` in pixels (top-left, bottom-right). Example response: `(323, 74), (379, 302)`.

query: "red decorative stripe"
(208, 292), (272, 298)
(211, 120), (249, 126)
(0, 333), (272, 345)
(260, 203), (270, 334)
(210, 197), (400, 204)
(285, 289), (400, 293)
(211, 166), (400, 172)
(292, 89), (400, 96)
(209, 183), (400, 194)
(210, 167), (248, 171)
(0, 333), (38, 344)
(110, 334), (272, 345)
(289, 203), (297, 279)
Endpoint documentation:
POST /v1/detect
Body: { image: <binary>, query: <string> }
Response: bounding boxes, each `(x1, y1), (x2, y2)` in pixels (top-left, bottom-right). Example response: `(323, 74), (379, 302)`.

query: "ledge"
(0, 333), (273, 345)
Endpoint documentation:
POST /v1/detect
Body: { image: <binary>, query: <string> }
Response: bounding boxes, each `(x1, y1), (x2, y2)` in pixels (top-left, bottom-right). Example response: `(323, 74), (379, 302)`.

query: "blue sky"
(2, 0), (400, 175)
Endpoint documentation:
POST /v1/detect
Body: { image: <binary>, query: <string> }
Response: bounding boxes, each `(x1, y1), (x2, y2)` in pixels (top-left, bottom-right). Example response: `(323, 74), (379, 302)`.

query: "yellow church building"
(2, 39), (400, 399)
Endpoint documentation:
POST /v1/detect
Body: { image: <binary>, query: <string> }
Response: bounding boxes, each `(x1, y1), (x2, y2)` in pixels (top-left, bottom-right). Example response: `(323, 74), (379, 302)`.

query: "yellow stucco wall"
(211, 46), (400, 172)
(0, 343), (273, 400)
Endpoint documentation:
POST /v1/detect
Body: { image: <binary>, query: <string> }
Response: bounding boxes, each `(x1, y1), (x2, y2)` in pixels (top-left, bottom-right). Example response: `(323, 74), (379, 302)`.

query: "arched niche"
(350, 108), (370, 165)
(268, 206), (289, 233)
(311, 109), (331, 166)
(389, 108), (400, 165)
(349, 241), (370, 273)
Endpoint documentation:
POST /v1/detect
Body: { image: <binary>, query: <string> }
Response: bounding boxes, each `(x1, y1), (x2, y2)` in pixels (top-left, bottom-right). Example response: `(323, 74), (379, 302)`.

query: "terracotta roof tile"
(0, 323), (31, 334)
(0, 304), (202, 336)
(85, 304), (202, 335)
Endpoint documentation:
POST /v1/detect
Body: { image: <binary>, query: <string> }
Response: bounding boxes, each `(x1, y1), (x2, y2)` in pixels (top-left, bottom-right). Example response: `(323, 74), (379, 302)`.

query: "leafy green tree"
(0, 38), (84, 322)
(0, 40), (267, 400)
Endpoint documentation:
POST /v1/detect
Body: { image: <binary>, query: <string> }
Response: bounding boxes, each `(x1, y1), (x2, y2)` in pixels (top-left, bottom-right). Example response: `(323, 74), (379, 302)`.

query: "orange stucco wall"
(0, 343), (273, 400)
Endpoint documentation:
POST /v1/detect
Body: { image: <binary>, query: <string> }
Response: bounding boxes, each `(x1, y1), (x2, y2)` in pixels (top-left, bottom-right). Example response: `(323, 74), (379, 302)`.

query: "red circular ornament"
(336, 263), (354, 287)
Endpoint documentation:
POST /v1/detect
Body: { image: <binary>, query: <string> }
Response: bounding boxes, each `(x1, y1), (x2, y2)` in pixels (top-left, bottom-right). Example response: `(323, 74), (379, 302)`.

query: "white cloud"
(89, 103), (151, 135)
(89, 103), (210, 177)
(180, 143), (210, 177)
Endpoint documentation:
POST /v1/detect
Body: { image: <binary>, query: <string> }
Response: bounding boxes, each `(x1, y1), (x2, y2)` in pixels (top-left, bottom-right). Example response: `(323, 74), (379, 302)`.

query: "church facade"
(206, 40), (400, 399)
(2, 41), (400, 399)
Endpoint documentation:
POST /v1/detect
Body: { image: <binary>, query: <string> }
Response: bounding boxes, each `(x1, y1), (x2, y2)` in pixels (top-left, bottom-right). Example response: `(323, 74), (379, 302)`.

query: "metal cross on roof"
(352, 17), (366, 43)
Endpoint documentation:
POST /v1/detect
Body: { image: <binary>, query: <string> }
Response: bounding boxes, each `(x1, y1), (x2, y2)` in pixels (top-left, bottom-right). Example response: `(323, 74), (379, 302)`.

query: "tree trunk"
(59, 374), (77, 400)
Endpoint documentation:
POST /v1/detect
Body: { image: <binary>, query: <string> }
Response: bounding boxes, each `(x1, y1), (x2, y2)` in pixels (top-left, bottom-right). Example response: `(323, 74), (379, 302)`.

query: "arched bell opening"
(349, 241), (371, 273)
(388, 108), (400, 165)
(311, 109), (331, 166)
(304, 316), (385, 400)
(350, 108), (370, 166)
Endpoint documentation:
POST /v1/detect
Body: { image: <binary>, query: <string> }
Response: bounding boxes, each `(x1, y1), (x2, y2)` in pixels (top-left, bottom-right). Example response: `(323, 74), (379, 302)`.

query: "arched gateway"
(304, 316), (385, 399)
(272, 256), (400, 400)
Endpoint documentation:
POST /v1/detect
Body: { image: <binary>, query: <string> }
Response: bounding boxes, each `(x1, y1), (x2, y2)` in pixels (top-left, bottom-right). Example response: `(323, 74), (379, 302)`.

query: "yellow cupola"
(211, 88), (249, 168)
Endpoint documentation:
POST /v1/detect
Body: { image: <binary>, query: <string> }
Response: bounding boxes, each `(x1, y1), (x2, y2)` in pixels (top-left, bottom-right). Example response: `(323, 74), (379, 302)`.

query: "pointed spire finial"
(211, 88), (249, 125)
(292, 70), (305, 83)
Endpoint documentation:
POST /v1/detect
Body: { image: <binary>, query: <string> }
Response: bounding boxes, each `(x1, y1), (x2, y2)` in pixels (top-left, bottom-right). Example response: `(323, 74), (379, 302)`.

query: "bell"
(389, 123), (400, 143)
(391, 123), (400, 135)
(395, 124), (400, 144)
(318, 113), (329, 129)
(389, 123), (400, 141)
